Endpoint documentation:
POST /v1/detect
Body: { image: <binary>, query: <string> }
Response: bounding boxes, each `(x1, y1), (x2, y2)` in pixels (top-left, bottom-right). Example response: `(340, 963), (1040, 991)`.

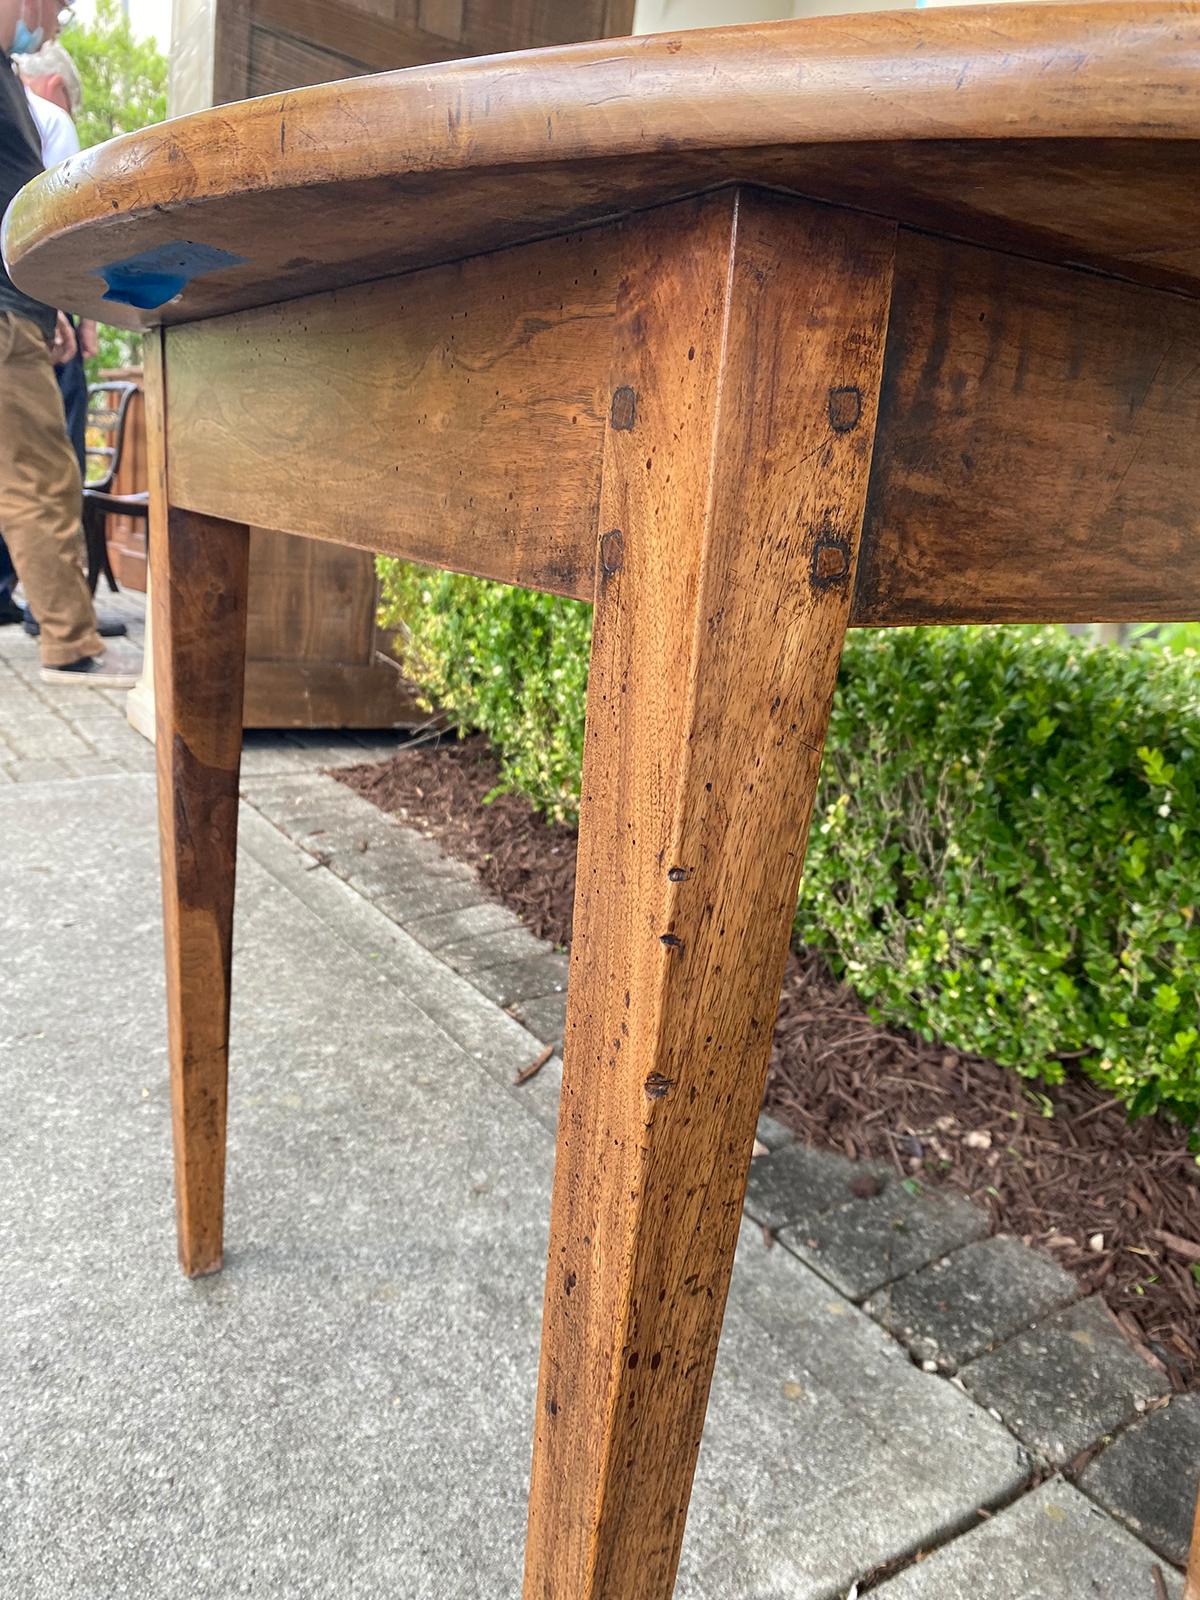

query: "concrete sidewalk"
(0, 600), (1181, 1599)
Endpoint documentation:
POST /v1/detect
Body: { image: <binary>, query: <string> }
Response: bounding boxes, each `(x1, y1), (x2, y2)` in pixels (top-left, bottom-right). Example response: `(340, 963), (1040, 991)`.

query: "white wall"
(634, 0), (792, 30)
(633, 0), (1024, 30)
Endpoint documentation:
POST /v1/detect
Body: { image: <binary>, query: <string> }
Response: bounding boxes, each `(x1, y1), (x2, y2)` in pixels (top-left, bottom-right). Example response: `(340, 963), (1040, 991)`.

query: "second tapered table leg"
(522, 190), (896, 1599)
(151, 491), (250, 1278)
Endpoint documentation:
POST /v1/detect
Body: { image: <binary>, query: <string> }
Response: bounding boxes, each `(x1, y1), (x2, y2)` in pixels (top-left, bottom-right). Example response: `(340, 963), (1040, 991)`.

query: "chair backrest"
(84, 380), (141, 493)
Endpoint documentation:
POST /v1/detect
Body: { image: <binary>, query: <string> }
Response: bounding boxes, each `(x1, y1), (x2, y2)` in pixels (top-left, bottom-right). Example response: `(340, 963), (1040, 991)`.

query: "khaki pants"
(0, 311), (101, 665)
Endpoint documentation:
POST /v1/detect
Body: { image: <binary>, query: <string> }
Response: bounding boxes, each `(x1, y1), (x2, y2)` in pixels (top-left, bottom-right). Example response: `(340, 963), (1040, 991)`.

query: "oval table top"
(4, 1), (1199, 329)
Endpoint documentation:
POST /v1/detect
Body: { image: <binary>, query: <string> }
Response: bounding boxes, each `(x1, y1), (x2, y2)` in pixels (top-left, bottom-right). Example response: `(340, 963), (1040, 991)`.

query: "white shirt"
(23, 86), (80, 168)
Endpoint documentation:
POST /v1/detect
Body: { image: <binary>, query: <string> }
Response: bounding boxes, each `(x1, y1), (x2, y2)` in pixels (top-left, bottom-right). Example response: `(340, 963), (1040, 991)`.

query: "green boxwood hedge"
(379, 558), (1200, 1123)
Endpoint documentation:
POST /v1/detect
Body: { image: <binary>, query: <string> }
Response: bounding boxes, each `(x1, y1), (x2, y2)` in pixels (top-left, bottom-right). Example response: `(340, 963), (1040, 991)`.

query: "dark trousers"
(58, 343), (88, 477)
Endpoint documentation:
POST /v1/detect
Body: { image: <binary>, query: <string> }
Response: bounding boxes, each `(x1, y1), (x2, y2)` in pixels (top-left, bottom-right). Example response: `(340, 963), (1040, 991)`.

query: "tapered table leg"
(148, 336), (250, 1278)
(522, 190), (896, 1598)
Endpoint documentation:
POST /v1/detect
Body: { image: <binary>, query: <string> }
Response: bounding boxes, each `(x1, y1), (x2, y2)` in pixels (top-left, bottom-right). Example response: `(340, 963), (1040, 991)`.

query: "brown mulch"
(334, 733), (1200, 1389)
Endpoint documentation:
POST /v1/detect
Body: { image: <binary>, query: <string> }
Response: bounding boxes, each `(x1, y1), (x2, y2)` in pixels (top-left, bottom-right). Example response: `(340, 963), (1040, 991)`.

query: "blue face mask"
(12, 20), (45, 52)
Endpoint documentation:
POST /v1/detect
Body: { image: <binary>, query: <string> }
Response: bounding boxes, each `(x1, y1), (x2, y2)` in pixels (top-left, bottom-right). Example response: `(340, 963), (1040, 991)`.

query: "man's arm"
(50, 309), (76, 365)
(21, 82), (79, 166)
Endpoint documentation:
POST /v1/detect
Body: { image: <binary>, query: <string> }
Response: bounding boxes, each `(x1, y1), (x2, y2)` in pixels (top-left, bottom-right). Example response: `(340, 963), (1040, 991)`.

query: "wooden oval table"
(7, 5), (1200, 1594)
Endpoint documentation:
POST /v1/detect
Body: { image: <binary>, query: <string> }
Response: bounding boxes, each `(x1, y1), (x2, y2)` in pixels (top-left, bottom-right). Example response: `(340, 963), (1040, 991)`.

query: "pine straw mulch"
(334, 733), (1200, 1390)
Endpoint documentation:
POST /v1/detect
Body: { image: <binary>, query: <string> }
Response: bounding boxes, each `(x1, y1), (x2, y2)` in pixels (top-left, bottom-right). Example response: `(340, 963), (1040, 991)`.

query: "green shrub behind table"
(378, 557), (1200, 1123)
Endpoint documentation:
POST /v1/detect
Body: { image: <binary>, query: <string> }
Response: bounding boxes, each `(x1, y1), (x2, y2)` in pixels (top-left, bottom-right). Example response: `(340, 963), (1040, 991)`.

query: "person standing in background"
(0, 0), (137, 683)
(16, 35), (77, 161)
(8, 37), (126, 639)
(17, 40), (96, 468)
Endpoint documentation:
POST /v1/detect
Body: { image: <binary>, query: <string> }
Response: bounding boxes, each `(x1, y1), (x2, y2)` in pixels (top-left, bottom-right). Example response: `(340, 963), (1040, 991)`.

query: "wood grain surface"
(522, 189), (895, 1600)
(160, 202), (1200, 626)
(854, 229), (1200, 624)
(148, 333), (250, 1278)
(5, 4), (1199, 326)
(163, 228), (619, 597)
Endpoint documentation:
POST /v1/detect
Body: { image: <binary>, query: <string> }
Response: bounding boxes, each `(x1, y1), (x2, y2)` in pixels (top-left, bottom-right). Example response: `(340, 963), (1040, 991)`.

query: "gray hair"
(13, 41), (83, 118)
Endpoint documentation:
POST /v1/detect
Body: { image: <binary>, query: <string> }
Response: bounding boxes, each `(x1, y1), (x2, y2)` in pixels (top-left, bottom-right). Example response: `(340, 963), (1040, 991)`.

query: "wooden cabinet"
(167, 0), (635, 728)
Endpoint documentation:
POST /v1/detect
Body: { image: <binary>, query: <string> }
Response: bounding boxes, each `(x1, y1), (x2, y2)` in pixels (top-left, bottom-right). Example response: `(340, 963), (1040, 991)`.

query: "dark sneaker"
(24, 609), (128, 639)
(40, 647), (141, 689)
(0, 590), (23, 626)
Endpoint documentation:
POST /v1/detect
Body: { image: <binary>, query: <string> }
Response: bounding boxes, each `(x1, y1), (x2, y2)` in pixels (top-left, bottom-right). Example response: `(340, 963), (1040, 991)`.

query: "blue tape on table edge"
(97, 241), (248, 310)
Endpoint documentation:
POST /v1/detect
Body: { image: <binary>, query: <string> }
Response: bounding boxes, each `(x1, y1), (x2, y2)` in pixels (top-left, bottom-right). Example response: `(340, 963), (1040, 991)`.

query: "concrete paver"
(873, 1480), (1181, 1600)
(406, 900), (521, 951)
(866, 1232), (1080, 1371)
(468, 949), (571, 1008)
(779, 1184), (991, 1303)
(373, 871), (497, 922)
(510, 989), (569, 1044)
(1079, 1394), (1200, 1566)
(743, 1141), (891, 1231)
(438, 922), (552, 974)
(962, 1296), (1169, 1465)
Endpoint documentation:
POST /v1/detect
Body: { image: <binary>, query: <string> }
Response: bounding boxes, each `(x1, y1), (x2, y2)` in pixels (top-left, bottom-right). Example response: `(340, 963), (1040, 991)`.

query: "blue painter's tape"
(102, 270), (189, 309)
(97, 240), (248, 310)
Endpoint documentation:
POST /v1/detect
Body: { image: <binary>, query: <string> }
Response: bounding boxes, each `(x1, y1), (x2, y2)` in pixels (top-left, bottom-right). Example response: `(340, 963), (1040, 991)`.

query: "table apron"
(160, 199), (1200, 626)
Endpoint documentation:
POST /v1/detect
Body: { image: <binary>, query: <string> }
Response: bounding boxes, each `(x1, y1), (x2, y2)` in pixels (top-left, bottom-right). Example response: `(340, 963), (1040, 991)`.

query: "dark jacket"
(0, 48), (56, 338)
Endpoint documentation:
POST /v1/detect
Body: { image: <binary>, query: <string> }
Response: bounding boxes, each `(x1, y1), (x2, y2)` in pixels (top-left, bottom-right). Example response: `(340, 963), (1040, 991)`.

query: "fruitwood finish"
(856, 232), (1200, 625)
(7, 3), (1200, 329)
(163, 228), (619, 597)
(147, 332), (249, 1277)
(525, 188), (894, 1598)
(160, 224), (1200, 624)
(6, 5), (1198, 1594)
